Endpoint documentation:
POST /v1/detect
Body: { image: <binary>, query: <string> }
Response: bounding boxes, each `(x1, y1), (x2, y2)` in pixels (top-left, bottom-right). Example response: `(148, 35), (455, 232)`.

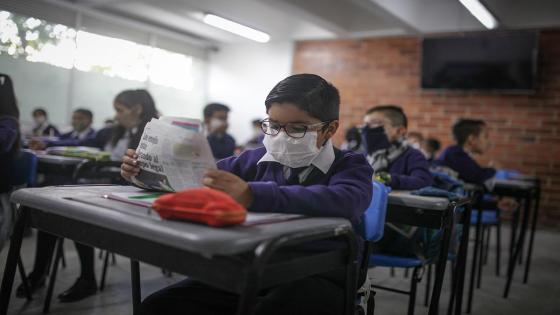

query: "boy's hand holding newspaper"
(121, 150), (253, 207)
(120, 117), (253, 207)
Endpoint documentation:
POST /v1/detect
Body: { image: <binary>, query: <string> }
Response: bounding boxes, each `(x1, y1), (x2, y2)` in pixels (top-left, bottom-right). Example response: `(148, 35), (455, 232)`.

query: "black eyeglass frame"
(260, 118), (334, 139)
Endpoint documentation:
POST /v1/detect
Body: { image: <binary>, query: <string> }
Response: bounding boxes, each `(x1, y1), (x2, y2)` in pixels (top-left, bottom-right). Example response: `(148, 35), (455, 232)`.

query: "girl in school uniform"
(0, 73), (21, 252)
(17, 89), (158, 302)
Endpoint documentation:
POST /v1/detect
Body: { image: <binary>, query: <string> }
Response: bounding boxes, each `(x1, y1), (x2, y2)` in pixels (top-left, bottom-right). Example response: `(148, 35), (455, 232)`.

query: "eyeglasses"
(260, 119), (331, 139)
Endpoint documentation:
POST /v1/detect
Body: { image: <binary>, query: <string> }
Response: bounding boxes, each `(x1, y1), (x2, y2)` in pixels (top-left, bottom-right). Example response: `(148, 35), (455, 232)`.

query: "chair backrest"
(358, 180), (390, 242)
(495, 169), (521, 180)
(9, 150), (38, 188)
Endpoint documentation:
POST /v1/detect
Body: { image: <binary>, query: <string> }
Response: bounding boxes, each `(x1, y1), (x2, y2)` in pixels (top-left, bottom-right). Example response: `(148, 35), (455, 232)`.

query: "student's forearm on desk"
(248, 180), (372, 226)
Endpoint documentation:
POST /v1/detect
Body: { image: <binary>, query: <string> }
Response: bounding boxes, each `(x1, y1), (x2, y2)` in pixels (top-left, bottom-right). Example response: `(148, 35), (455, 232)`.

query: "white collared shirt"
(258, 139), (336, 182)
(105, 126), (139, 161)
(71, 127), (93, 140)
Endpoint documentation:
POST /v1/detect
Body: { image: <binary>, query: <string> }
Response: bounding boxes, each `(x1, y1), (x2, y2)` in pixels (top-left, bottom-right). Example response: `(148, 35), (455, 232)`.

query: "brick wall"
(293, 30), (560, 227)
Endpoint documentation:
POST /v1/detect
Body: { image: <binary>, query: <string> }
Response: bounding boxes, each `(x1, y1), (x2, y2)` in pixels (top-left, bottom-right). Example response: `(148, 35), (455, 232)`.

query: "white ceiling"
(45, 0), (560, 45)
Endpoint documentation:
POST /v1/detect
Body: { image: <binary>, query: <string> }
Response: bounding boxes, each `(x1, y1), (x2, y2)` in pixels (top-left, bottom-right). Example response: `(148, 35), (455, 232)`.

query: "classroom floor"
(1, 224), (559, 315)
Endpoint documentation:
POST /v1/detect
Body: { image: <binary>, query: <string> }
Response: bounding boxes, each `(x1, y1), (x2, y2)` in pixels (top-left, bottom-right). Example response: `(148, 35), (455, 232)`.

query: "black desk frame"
(384, 197), (472, 315)
(1, 205), (358, 315)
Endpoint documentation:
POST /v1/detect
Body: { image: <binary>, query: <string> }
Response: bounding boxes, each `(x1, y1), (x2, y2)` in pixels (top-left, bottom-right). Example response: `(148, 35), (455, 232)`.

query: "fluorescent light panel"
(203, 14), (270, 43)
(459, 0), (498, 29)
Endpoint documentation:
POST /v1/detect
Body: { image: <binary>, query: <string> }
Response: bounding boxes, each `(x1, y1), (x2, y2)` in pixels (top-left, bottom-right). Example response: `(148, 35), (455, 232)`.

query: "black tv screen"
(421, 32), (538, 91)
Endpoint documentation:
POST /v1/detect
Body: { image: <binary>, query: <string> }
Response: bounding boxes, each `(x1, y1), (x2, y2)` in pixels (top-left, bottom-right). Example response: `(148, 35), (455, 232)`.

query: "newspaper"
(131, 117), (216, 192)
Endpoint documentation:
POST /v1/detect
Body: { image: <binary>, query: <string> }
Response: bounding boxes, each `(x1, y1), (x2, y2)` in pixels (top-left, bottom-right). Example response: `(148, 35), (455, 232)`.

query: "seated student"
(361, 105), (432, 190)
(437, 119), (496, 189)
(0, 73), (21, 252)
(340, 126), (362, 151)
(121, 74), (373, 315)
(406, 131), (424, 151)
(423, 137), (441, 163)
(31, 108), (59, 137)
(203, 103), (236, 159)
(17, 89), (158, 302)
(244, 118), (265, 150)
(361, 105), (432, 257)
(29, 108), (95, 149)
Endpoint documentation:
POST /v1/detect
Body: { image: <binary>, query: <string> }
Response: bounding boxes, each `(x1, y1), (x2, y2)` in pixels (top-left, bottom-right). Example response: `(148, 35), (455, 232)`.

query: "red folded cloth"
(153, 188), (247, 227)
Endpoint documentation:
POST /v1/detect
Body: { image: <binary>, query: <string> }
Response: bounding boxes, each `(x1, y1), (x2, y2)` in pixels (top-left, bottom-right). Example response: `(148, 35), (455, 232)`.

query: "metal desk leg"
(236, 261), (260, 315)
(467, 204), (483, 314)
(131, 260), (141, 313)
(429, 206), (454, 315)
(523, 185), (540, 284)
(509, 202), (521, 262)
(453, 203), (472, 315)
(17, 255), (32, 300)
(0, 205), (28, 315)
(503, 194), (531, 298)
(43, 237), (65, 314)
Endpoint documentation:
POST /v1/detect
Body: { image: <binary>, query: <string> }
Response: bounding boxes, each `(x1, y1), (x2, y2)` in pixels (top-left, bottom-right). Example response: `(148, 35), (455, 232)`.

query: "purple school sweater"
(0, 116), (19, 193)
(437, 145), (496, 186)
(387, 147), (433, 190)
(217, 146), (373, 227)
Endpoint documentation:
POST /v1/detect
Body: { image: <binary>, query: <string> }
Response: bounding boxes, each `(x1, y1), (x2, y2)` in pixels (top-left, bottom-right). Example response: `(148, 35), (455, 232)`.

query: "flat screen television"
(421, 32), (538, 92)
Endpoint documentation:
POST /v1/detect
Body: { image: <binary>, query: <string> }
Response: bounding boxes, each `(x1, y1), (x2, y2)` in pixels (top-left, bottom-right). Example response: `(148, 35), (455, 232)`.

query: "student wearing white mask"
(203, 103), (236, 159)
(244, 118), (265, 150)
(31, 108), (59, 137)
(121, 74), (373, 315)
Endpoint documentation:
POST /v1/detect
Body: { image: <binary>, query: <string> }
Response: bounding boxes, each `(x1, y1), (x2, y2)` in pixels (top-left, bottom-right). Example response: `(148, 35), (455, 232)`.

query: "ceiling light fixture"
(459, 0), (498, 29)
(203, 13), (270, 43)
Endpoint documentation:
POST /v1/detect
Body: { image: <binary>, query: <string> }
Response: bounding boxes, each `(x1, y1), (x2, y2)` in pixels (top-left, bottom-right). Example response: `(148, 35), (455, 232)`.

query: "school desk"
(387, 191), (472, 315)
(492, 179), (540, 298)
(0, 185), (359, 315)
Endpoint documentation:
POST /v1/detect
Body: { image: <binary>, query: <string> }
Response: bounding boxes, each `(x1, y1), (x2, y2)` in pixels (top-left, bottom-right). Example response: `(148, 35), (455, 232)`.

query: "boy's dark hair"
(74, 108), (93, 121)
(265, 74), (340, 121)
(32, 108), (47, 117)
(452, 119), (486, 146)
(425, 138), (441, 151)
(366, 105), (408, 128)
(204, 103), (230, 120)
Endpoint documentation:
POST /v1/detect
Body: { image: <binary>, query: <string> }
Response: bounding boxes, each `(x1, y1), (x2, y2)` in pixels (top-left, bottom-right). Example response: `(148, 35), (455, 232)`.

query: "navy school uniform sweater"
(437, 145), (496, 186)
(208, 133), (236, 160)
(217, 146), (373, 226)
(217, 146), (374, 259)
(0, 116), (19, 193)
(386, 147), (433, 190)
(46, 128), (96, 147)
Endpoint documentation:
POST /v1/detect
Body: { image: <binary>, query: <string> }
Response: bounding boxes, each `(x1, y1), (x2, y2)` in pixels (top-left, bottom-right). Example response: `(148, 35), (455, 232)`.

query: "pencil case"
(153, 188), (247, 227)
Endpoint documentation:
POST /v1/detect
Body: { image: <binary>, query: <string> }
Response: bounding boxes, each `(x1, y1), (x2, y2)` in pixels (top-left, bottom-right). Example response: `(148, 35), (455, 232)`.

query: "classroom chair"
(356, 180), (390, 315)
(371, 172), (466, 315)
(420, 172), (469, 311)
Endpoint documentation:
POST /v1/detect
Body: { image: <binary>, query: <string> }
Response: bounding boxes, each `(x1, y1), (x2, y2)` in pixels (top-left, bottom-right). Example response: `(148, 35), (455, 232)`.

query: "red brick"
(294, 30), (560, 227)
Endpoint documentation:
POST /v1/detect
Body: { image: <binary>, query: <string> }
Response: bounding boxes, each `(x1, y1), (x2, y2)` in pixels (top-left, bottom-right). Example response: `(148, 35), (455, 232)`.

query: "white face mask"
(209, 118), (226, 133)
(409, 142), (421, 150)
(34, 116), (46, 126)
(263, 131), (321, 168)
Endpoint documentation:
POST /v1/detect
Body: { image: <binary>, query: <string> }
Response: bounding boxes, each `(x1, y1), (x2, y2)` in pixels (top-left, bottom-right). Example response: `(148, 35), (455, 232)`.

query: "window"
(0, 10), (196, 91)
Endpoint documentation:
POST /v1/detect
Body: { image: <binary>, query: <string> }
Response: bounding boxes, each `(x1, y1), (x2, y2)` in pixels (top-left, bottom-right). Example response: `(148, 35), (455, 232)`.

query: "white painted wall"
(2, 39), (294, 146)
(207, 41), (294, 146)
(0, 55), (208, 134)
